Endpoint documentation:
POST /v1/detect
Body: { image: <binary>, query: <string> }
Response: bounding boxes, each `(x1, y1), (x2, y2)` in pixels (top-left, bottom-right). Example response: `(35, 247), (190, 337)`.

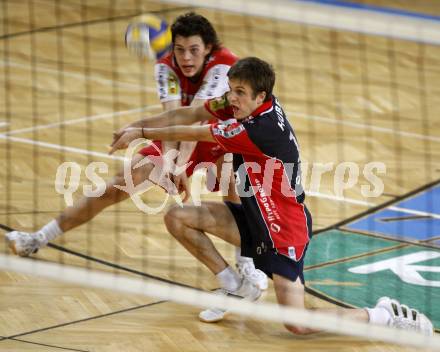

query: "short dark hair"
(227, 57), (275, 101)
(171, 12), (220, 51)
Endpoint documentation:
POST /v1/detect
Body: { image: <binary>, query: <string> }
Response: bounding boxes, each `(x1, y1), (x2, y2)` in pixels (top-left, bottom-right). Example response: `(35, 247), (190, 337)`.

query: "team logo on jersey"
(209, 95), (228, 112)
(212, 123), (244, 139)
(157, 64), (169, 99)
(270, 223), (281, 233)
(167, 73), (179, 95)
(288, 246), (297, 261)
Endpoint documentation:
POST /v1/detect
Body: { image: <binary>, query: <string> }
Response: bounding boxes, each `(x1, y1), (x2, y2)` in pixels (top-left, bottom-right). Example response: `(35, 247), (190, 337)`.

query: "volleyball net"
(1, 0), (439, 349)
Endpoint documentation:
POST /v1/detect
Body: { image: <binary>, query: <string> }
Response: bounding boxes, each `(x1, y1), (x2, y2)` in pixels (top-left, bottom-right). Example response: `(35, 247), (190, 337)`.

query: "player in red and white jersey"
(155, 45), (236, 106)
(5, 13), (268, 293)
(109, 57), (433, 335)
(139, 12), (239, 197)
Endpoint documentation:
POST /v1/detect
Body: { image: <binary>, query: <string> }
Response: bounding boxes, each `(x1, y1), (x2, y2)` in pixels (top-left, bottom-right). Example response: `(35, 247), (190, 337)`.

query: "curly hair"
(171, 12), (220, 51)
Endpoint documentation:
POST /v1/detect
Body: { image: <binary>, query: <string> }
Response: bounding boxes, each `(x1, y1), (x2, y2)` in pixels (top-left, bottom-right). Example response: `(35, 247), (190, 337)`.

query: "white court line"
(0, 122), (9, 129)
(291, 111), (440, 143)
(306, 191), (374, 206)
(0, 61), (155, 93)
(5, 60), (438, 143)
(389, 206), (440, 220)
(6, 104), (161, 136)
(0, 134), (124, 161)
(3, 133), (439, 218)
(8, 105), (438, 143)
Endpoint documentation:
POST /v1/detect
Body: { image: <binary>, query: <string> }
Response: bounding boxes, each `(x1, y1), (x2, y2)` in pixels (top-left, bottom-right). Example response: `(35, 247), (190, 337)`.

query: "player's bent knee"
(164, 205), (185, 236)
(164, 205), (200, 238)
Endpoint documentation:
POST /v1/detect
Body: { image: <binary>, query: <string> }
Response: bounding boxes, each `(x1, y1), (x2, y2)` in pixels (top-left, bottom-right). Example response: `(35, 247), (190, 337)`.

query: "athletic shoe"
(199, 278), (262, 323)
(236, 260), (269, 290)
(375, 296), (434, 336)
(5, 231), (45, 257)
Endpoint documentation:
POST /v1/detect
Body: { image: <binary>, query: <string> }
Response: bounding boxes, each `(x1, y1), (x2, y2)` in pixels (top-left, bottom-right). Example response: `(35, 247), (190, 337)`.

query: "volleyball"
(125, 14), (172, 60)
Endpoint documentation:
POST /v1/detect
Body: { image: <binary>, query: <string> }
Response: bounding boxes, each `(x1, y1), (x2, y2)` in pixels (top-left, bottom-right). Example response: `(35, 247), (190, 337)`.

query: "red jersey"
(205, 95), (310, 261)
(154, 47), (238, 106)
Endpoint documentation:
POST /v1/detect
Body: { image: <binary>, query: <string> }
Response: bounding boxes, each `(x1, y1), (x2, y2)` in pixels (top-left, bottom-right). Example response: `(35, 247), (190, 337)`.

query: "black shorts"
(225, 201), (309, 284)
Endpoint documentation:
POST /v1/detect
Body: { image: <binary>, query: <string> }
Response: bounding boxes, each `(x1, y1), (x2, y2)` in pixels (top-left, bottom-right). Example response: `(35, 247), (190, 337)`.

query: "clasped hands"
(109, 125), (191, 202)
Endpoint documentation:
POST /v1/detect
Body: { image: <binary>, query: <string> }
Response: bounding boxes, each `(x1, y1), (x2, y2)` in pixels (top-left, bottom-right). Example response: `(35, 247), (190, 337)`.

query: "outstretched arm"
(142, 125), (214, 142)
(109, 125), (214, 154)
(112, 104), (212, 145)
(128, 104), (211, 129)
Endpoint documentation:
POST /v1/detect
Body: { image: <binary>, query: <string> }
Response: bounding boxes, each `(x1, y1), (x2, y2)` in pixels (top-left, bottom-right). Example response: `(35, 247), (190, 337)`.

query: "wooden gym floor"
(0, 0), (439, 351)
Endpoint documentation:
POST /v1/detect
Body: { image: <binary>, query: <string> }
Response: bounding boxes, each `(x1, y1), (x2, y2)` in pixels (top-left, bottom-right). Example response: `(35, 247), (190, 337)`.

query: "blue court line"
(297, 0), (440, 22)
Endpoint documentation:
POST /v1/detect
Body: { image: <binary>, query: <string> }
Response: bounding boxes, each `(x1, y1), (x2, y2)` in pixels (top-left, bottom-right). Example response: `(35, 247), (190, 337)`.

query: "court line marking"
(0, 60), (155, 93)
(160, 0), (440, 45)
(5, 105), (438, 144)
(1, 338), (89, 352)
(5, 104), (162, 136)
(3, 132), (440, 219)
(6, 300), (167, 342)
(0, 134), (124, 161)
(306, 191), (440, 218)
(292, 112), (440, 143)
(0, 132), (384, 208)
(386, 206), (440, 220)
(297, 0), (440, 22)
(3, 61), (439, 143)
(0, 6), (195, 41)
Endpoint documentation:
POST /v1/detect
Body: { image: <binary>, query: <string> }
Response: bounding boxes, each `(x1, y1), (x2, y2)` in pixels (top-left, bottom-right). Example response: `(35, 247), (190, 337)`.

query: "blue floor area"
(346, 185), (440, 241)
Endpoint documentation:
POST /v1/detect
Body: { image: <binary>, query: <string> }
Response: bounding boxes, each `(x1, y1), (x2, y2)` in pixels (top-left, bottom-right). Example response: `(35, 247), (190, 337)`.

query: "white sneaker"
(236, 260), (268, 290)
(5, 231), (45, 257)
(375, 296), (434, 336)
(199, 278), (262, 323)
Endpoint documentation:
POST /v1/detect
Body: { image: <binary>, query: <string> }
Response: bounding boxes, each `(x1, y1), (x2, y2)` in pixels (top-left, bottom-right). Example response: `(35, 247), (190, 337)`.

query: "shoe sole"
(199, 311), (229, 323)
(250, 288), (263, 302)
(5, 238), (37, 257)
(258, 282), (268, 291)
(198, 289), (262, 323)
(7, 239), (18, 256)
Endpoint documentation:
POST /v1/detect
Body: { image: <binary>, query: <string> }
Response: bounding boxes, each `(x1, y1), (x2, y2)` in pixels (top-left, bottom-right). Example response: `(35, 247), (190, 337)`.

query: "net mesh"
(0, 1), (439, 350)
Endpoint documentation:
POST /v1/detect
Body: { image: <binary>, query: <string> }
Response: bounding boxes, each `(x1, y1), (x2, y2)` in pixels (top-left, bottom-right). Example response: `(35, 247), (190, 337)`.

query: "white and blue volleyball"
(125, 14), (172, 60)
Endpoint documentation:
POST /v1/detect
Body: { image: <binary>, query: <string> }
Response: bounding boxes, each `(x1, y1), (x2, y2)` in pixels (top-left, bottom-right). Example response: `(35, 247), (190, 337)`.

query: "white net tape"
(0, 254), (438, 349)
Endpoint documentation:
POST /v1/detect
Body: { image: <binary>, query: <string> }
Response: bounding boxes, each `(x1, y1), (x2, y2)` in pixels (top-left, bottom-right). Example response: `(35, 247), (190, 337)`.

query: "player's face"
(173, 35), (212, 78)
(227, 79), (266, 120)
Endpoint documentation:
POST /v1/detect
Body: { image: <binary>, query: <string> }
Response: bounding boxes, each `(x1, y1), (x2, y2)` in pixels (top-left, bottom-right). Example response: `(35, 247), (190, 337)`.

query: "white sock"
(37, 220), (63, 244)
(235, 247), (253, 264)
(216, 266), (241, 291)
(366, 307), (392, 326)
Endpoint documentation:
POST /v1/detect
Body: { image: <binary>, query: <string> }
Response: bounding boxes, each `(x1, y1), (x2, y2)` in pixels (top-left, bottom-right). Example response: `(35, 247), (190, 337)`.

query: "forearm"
(176, 141), (197, 167)
(141, 125), (214, 142)
(131, 106), (207, 128)
(161, 140), (180, 171)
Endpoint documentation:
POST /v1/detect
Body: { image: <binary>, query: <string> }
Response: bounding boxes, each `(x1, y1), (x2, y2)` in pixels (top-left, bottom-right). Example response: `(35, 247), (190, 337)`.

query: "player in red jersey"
(109, 57), (433, 335)
(5, 13), (268, 290)
(137, 12), (238, 200)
